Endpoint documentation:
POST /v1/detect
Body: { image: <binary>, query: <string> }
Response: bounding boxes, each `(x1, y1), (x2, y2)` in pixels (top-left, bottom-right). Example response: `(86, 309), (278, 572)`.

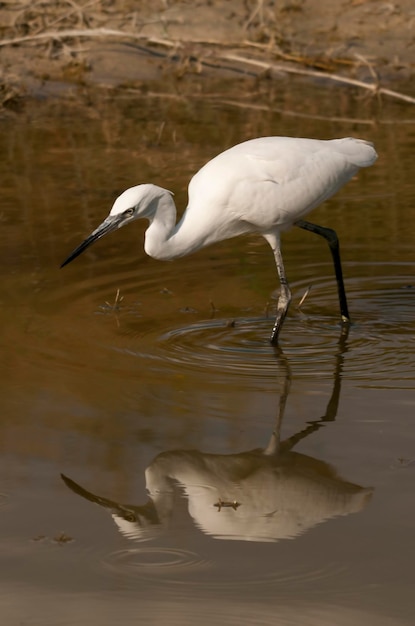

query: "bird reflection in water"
(61, 333), (372, 543)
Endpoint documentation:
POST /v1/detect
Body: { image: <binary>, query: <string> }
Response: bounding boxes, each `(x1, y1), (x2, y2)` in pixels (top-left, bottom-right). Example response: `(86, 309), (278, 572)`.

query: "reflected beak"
(60, 214), (124, 268)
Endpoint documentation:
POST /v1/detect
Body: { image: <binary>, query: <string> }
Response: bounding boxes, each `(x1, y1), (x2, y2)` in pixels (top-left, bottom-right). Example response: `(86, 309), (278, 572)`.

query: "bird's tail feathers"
(336, 137), (378, 168)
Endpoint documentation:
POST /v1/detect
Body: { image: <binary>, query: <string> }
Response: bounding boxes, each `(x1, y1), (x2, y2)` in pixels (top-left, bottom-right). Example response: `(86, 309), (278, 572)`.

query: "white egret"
(61, 136), (377, 343)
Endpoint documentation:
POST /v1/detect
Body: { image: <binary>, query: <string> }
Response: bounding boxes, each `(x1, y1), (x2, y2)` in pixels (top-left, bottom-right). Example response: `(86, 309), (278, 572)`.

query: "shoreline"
(1, 1), (415, 111)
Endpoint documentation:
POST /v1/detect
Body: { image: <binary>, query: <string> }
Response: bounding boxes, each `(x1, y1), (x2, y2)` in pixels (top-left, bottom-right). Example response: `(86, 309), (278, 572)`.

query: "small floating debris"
(297, 284), (312, 309)
(32, 532), (74, 544)
(104, 288), (124, 311)
(53, 532), (74, 545)
(214, 498), (241, 512)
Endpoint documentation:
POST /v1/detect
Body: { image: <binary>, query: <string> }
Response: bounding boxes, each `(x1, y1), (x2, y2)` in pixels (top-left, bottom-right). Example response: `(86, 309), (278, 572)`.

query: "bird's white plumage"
(135, 136), (376, 260)
(182, 136), (376, 244)
(62, 135), (377, 343)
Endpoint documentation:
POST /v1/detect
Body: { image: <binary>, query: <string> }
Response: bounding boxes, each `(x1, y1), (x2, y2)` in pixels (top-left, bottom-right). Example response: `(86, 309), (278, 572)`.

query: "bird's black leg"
(264, 233), (292, 345)
(295, 219), (350, 323)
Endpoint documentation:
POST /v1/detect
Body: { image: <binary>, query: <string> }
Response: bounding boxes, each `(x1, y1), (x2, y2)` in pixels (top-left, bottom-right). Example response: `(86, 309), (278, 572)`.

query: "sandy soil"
(1, 0), (415, 109)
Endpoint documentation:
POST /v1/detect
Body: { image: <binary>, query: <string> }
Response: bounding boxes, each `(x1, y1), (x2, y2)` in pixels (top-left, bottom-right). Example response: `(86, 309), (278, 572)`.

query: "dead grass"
(0, 0), (414, 107)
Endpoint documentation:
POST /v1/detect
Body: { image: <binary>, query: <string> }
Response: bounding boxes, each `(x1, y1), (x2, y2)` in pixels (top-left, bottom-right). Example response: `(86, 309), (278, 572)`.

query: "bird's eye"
(124, 207), (134, 217)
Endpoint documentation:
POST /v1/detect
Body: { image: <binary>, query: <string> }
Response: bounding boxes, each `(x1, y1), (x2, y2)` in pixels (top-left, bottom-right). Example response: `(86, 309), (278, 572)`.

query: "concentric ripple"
(102, 543), (346, 592)
(149, 267), (414, 386)
(157, 317), (282, 375)
(103, 546), (210, 582)
(40, 260), (415, 389)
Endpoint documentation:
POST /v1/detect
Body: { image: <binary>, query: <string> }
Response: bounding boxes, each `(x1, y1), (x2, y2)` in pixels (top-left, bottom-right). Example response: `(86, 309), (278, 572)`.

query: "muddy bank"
(1, 0), (415, 110)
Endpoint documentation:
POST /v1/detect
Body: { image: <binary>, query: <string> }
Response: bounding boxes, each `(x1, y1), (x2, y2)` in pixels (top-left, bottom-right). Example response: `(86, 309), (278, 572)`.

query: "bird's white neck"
(143, 192), (203, 261)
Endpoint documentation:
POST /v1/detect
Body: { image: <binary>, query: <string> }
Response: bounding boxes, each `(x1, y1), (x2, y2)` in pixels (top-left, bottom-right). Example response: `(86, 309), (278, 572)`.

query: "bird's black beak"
(60, 214), (124, 268)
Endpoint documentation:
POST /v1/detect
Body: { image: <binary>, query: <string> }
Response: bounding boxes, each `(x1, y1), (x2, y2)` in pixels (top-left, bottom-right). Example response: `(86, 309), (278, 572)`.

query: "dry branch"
(1, 27), (414, 105)
(223, 54), (415, 105)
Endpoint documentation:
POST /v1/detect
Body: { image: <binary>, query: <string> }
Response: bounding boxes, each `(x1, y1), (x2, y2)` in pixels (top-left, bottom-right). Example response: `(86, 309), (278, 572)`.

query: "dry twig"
(0, 28), (414, 105)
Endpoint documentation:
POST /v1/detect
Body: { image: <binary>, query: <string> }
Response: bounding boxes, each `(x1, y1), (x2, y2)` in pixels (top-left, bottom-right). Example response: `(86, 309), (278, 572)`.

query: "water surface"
(0, 78), (414, 624)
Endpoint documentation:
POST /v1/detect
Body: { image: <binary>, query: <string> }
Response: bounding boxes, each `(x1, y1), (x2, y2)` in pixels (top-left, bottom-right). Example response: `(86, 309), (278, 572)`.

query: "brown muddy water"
(0, 78), (415, 625)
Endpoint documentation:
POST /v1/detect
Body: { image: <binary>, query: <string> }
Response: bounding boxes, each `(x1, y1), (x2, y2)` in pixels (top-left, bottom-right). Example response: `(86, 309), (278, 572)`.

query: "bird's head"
(60, 184), (172, 268)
